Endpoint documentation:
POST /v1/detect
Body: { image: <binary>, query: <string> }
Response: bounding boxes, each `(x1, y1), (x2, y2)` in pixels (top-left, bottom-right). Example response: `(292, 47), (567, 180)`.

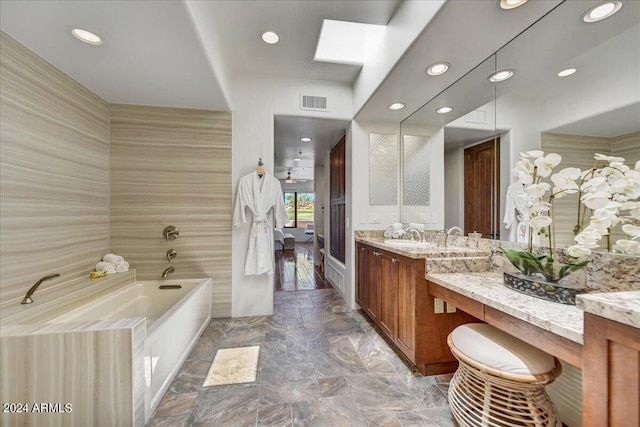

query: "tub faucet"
(444, 226), (464, 247)
(21, 273), (60, 304)
(162, 266), (175, 278)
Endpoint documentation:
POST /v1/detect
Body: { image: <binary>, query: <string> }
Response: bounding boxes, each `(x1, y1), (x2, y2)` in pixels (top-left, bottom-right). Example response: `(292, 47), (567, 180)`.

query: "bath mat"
(202, 345), (260, 387)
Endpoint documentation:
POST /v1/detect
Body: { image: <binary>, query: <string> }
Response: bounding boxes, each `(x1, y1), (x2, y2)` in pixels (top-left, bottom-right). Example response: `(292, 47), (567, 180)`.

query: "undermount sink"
(384, 240), (436, 248)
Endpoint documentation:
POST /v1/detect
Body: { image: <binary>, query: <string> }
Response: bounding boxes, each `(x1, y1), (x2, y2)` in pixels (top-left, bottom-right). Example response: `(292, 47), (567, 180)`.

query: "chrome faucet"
(444, 226), (464, 247)
(21, 273), (60, 304)
(162, 266), (175, 278)
(404, 227), (423, 242)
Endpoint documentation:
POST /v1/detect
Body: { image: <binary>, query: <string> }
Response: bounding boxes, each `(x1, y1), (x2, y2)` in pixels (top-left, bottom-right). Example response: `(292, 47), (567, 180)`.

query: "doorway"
(464, 138), (500, 239)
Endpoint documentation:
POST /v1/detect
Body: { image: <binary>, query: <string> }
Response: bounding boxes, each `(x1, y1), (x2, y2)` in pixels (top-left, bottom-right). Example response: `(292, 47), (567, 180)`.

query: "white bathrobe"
(233, 171), (289, 276)
(503, 181), (530, 243)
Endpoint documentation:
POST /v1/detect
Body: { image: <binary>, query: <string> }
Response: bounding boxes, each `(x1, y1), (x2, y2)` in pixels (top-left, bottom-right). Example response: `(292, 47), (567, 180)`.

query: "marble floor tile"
(292, 396), (367, 427)
(152, 392), (197, 418)
(148, 287), (455, 427)
(257, 403), (292, 427)
(259, 340), (288, 368)
(192, 383), (259, 426)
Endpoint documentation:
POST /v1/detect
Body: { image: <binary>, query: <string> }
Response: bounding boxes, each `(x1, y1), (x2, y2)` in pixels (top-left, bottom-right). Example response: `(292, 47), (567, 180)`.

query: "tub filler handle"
(21, 273), (61, 304)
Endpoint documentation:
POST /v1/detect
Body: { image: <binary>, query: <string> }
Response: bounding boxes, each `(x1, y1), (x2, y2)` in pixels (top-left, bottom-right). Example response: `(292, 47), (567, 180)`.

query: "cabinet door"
(379, 252), (398, 338)
(395, 258), (416, 358)
(356, 244), (367, 308)
(366, 249), (381, 323)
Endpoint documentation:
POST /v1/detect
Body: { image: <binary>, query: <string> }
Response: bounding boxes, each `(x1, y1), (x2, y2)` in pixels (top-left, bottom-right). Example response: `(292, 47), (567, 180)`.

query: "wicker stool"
(447, 324), (562, 427)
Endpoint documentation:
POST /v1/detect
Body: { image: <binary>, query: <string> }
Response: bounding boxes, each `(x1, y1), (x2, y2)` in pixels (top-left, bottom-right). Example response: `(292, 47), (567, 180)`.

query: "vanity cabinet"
(583, 313), (640, 427)
(356, 242), (477, 375)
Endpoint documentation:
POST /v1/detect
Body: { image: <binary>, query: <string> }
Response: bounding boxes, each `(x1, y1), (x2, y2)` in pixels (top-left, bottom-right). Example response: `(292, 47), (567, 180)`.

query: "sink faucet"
(162, 266), (175, 278)
(404, 227), (423, 242)
(21, 273), (60, 304)
(444, 226), (464, 247)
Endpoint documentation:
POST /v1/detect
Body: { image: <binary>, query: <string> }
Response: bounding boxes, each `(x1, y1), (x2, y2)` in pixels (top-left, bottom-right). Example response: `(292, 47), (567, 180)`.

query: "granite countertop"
(426, 272), (585, 344)
(355, 236), (490, 260)
(577, 291), (640, 329)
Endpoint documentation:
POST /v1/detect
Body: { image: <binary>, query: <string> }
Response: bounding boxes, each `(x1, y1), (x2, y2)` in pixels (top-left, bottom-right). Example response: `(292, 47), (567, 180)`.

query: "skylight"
(314, 19), (385, 66)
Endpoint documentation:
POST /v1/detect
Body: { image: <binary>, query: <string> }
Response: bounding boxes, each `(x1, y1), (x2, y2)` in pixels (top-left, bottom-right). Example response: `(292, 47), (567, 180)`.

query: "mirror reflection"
(495, 0), (639, 250)
(399, 0), (638, 252)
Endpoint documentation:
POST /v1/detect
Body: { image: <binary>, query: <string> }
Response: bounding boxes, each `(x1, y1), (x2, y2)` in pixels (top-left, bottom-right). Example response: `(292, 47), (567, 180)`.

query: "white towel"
(409, 223), (425, 231)
(103, 253), (124, 265)
(391, 222), (403, 230)
(115, 262), (130, 273)
(96, 261), (116, 274)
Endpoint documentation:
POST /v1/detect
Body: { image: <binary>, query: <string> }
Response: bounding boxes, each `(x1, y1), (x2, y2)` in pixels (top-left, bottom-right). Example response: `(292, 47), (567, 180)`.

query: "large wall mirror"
(494, 0), (639, 249)
(400, 55), (498, 235)
(400, 0), (639, 248)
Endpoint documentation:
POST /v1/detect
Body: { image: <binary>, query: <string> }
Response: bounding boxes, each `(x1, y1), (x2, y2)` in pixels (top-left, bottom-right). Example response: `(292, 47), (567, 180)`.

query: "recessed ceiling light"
(294, 157), (301, 162)
(261, 30), (280, 44)
(426, 62), (450, 76)
(558, 68), (577, 77)
(499, 0), (528, 10)
(436, 106), (453, 114)
(583, 1), (622, 23)
(388, 102), (405, 111)
(71, 28), (103, 45)
(300, 137), (312, 142)
(488, 69), (514, 83)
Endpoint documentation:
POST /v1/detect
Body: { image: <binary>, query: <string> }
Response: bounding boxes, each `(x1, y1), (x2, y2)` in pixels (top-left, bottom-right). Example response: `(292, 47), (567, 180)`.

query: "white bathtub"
(0, 275), (211, 427)
(51, 278), (211, 421)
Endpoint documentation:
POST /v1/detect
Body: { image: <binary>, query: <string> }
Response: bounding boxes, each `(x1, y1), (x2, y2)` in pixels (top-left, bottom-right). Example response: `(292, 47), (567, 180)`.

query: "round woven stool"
(447, 323), (562, 427)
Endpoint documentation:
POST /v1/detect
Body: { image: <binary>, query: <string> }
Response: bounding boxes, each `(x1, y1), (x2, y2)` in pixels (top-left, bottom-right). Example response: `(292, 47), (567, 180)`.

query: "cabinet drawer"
(427, 281), (484, 320)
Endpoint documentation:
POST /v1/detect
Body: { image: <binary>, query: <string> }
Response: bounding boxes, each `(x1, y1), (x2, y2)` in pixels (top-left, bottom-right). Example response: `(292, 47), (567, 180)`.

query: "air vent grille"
(300, 94), (328, 111)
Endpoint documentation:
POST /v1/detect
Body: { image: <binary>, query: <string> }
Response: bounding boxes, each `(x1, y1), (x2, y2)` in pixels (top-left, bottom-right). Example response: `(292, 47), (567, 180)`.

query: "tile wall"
(0, 32), (110, 302)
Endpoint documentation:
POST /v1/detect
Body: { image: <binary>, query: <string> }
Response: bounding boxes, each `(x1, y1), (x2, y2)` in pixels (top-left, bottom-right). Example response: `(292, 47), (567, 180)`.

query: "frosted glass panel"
(369, 133), (398, 205)
(403, 135), (430, 206)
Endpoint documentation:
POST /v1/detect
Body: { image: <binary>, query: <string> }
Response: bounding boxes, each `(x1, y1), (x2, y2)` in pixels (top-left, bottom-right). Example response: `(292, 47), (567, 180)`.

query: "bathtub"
(0, 274), (211, 427)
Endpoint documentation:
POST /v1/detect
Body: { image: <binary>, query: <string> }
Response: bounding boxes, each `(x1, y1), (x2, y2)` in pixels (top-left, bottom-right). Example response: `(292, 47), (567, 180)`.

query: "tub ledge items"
(101, 253), (130, 273)
(95, 261), (116, 274)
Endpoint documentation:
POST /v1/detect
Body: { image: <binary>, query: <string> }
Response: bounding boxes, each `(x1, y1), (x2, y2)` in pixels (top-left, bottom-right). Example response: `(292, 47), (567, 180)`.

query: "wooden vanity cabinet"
(356, 242), (477, 375)
(583, 313), (640, 427)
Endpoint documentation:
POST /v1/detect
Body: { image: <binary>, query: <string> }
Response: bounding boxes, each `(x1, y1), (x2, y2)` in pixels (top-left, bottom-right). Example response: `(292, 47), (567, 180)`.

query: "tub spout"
(162, 266), (175, 279)
(21, 273), (60, 304)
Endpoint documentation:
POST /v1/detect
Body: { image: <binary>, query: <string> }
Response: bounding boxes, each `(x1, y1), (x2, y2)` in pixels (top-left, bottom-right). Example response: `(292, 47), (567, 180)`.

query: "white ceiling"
(0, 0), (229, 110)
(2, 0), (635, 184)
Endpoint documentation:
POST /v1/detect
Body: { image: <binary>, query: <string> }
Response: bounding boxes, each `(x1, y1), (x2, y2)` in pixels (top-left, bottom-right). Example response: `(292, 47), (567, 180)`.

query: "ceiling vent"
(300, 94), (328, 112)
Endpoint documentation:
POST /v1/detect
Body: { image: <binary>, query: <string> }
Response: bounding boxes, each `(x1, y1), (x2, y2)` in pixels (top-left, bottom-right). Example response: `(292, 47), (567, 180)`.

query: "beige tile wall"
(109, 104), (232, 317)
(541, 133), (611, 248)
(0, 32), (110, 302)
(612, 131), (640, 165)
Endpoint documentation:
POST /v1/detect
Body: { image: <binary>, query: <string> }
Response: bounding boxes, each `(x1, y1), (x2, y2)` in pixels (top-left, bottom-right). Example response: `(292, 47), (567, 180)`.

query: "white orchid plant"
(502, 150), (640, 283)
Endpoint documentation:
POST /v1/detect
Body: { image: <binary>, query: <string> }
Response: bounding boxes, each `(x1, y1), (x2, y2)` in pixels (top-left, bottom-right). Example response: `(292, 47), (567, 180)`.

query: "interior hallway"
(145, 253), (455, 426)
(274, 243), (332, 291)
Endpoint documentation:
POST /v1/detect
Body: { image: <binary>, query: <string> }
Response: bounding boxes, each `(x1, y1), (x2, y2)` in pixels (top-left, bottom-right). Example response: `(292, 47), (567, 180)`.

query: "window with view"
(284, 192), (314, 228)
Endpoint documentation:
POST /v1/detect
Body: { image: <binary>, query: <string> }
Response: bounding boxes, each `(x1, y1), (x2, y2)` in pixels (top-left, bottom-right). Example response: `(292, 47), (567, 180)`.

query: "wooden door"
(355, 244), (367, 308)
(366, 249), (381, 322)
(464, 138), (500, 239)
(378, 252), (398, 338)
(395, 257), (416, 359)
(330, 136), (346, 262)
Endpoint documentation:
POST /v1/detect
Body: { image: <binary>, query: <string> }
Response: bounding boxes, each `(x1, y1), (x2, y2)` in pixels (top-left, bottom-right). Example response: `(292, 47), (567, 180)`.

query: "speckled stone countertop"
(426, 272), (585, 344)
(577, 291), (640, 329)
(354, 235), (490, 260)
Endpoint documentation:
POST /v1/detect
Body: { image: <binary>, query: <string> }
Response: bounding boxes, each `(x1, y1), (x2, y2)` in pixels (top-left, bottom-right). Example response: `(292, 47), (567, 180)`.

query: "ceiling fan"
(282, 171), (307, 184)
(284, 171), (295, 183)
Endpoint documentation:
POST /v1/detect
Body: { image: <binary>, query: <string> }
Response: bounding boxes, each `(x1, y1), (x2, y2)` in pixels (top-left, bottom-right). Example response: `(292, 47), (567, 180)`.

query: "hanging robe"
(233, 171), (289, 276)
(503, 181), (530, 243)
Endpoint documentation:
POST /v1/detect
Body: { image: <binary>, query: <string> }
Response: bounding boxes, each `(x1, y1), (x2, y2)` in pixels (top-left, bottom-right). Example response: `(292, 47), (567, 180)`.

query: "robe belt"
(250, 214), (269, 239)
